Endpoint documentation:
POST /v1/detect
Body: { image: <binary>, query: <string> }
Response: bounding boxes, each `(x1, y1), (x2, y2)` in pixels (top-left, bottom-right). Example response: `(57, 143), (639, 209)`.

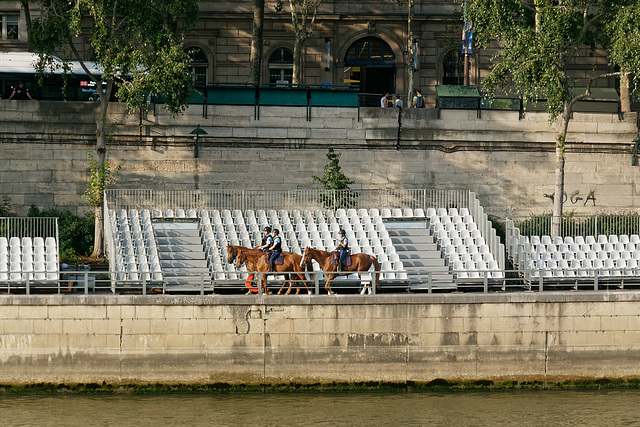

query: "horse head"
(300, 247), (310, 267)
(226, 245), (237, 264)
(235, 250), (248, 268)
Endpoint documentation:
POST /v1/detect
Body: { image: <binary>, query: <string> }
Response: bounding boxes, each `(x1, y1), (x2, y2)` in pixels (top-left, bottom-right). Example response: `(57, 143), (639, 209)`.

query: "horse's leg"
(261, 273), (270, 294)
(294, 273), (303, 295)
(325, 273), (336, 295)
(277, 272), (288, 295)
(359, 272), (371, 295)
(284, 274), (294, 295)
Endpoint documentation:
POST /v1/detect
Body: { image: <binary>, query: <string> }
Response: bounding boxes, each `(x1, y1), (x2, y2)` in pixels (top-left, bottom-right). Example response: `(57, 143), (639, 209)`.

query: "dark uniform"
(268, 231), (282, 270)
(258, 226), (272, 251)
(337, 231), (349, 271)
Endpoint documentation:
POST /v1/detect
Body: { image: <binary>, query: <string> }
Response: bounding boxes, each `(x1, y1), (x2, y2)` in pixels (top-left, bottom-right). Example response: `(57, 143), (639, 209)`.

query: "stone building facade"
(1, 1), (617, 107)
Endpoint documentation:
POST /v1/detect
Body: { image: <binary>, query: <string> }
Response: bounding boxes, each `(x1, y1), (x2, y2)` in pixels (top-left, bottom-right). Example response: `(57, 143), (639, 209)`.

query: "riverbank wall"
(1, 292), (640, 385)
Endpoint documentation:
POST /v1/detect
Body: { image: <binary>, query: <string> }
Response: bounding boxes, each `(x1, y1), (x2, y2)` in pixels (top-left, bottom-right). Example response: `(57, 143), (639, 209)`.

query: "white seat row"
(529, 234), (640, 246)
(526, 234), (640, 278)
(199, 208), (404, 281)
(530, 258), (638, 278)
(428, 209), (503, 281)
(454, 260), (504, 279)
(0, 236), (59, 282)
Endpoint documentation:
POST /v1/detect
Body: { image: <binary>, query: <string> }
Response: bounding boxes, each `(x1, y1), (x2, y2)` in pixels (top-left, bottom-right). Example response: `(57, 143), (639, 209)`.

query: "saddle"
(264, 252), (285, 265)
(332, 251), (351, 267)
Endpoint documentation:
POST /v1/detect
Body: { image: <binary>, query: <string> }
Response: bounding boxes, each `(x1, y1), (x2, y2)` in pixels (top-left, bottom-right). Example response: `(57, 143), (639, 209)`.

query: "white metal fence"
(508, 214), (640, 239)
(0, 217), (59, 240)
(104, 189), (469, 213)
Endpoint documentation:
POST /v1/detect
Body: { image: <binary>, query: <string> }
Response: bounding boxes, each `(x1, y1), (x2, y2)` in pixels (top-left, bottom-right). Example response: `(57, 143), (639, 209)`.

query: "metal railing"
(0, 217), (58, 240)
(0, 267), (637, 295)
(104, 189), (469, 214)
(509, 214), (640, 238)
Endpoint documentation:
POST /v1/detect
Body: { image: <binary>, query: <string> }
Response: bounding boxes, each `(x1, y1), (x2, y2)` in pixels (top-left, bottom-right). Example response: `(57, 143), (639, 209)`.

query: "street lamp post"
(190, 124), (207, 159)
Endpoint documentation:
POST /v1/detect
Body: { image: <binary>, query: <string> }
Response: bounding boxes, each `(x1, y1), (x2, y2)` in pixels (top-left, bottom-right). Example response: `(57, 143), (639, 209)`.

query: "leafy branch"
(82, 150), (121, 209)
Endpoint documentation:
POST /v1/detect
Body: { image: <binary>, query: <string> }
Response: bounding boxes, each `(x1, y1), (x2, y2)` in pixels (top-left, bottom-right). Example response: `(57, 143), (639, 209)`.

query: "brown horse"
(227, 245), (311, 295)
(300, 246), (381, 295)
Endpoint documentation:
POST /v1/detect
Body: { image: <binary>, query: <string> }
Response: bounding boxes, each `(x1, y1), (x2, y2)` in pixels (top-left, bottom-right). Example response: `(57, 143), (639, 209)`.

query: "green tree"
(82, 151), (121, 258)
(466, 0), (640, 236)
(275, 0), (322, 85)
(22, 0), (198, 256)
(312, 147), (356, 209)
(28, 206), (95, 263)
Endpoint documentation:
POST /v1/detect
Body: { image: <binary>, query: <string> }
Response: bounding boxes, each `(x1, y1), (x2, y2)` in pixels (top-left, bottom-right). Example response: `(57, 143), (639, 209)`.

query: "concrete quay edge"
(0, 291), (638, 305)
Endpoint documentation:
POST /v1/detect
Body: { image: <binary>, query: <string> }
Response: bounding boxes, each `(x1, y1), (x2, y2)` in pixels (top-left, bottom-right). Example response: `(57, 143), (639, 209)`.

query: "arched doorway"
(344, 37), (396, 106)
(268, 47), (294, 85)
(442, 50), (464, 85)
(187, 47), (209, 89)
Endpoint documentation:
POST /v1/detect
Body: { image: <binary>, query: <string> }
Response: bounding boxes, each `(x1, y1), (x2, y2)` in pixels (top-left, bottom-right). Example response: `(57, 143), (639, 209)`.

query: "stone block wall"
(0, 293), (639, 385)
(0, 101), (638, 218)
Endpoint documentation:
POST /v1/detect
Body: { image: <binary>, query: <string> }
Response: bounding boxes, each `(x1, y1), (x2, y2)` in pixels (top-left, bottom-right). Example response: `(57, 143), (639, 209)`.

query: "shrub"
(28, 206), (95, 262)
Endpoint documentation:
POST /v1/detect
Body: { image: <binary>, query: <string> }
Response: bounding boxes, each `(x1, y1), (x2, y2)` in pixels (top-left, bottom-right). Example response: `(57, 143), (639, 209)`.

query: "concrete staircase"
(387, 223), (456, 290)
(153, 222), (211, 290)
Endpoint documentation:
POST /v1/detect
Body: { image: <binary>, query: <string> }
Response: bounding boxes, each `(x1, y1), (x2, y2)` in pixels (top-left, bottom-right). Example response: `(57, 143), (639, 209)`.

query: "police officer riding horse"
(267, 229), (282, 271)
(336, 229), (350, 272)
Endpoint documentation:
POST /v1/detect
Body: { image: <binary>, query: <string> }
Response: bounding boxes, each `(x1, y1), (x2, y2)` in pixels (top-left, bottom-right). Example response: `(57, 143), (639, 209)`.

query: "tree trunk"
(292, 37), (303, 85)
(19, 1), (32, 49)
(90, 88), (111, 259)
(249, 0), (265, 85)
(407, 0), (414, 105)
(552, 103), (571, 238)
(620, 71), (632, 113)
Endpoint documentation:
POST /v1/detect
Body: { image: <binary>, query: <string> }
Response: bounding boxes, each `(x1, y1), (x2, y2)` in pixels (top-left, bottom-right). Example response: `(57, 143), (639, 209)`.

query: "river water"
(1, 390), (640, 426)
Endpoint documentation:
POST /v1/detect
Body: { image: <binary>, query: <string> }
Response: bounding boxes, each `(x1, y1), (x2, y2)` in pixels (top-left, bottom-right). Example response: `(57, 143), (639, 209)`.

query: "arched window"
(442, 50), (463, 85)
(344, 37), (395, 64)
(343, 37), (396, 106)
(268, 48), (293, 85)
(187, 48), (208, 88)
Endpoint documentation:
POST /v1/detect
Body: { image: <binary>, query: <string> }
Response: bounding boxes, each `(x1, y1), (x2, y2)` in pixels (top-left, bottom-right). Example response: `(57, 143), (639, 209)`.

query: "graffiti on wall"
(543, 190), (596, 206)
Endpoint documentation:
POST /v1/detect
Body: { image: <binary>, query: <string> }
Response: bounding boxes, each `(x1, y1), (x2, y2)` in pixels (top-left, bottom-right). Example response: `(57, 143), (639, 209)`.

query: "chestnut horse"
(300, 246), (381, 295)
(227, 245), (310, 295)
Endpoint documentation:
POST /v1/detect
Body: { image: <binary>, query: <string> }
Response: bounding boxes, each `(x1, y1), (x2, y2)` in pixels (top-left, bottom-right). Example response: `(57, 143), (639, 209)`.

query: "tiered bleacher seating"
(427, 207), (504, 281)
(107, 205), (502, 287)
(0, 235), (58, 283)
(198, 208), (406, 281)
(108, 209), (161, 283)
(525, 234), (640, 279)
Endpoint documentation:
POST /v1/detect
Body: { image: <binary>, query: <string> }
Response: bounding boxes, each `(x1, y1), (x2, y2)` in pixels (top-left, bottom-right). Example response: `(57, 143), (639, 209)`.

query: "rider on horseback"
(336, 229), (350, 272)
(256, 226), (272, 251)
(268, 229), (282, 271)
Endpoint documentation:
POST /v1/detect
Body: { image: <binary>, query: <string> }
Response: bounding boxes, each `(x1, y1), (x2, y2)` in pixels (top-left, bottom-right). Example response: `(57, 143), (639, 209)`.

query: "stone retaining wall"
(0, 101), (638, 217)
(0, 293), (639, 385)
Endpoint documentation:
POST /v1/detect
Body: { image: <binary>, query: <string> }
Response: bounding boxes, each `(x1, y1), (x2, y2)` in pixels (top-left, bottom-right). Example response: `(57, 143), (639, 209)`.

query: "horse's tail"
(372, 256), (381, 288)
